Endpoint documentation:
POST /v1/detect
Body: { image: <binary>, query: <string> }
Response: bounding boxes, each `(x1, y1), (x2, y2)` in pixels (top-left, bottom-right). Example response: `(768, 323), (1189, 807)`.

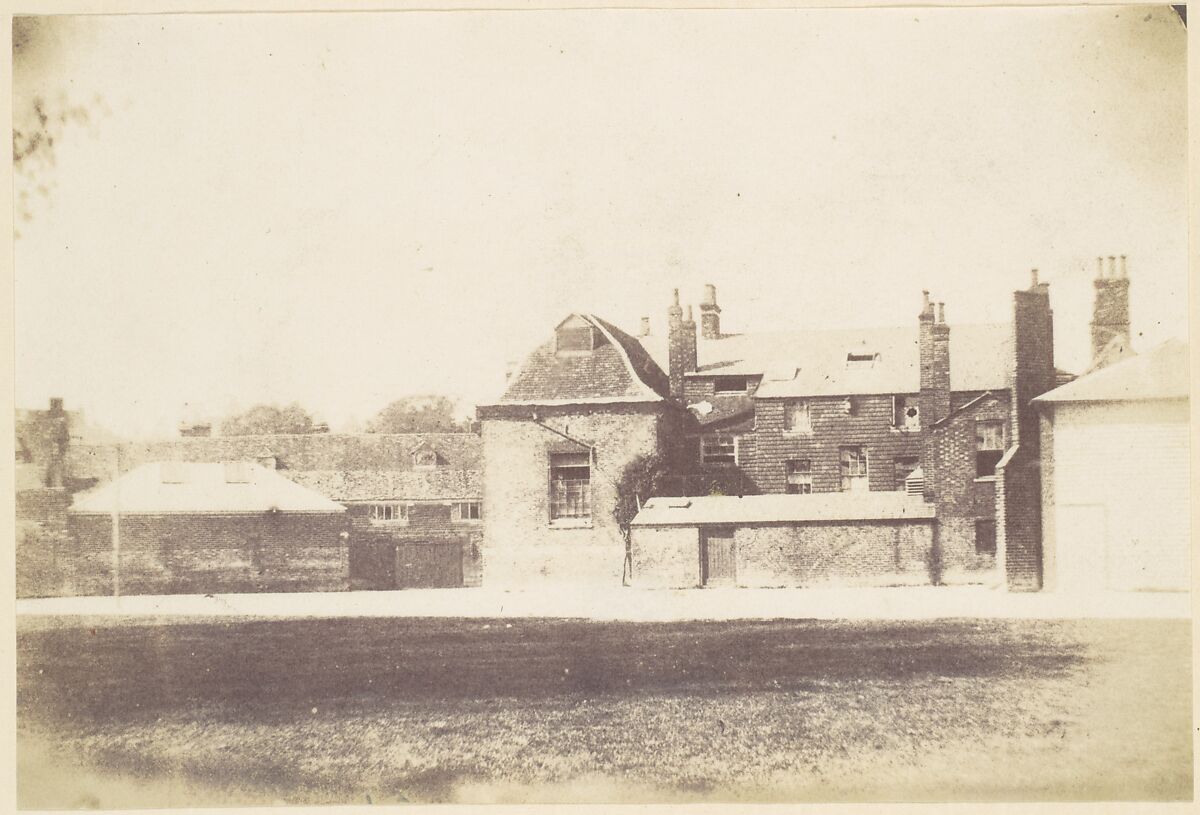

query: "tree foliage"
(366, 395), (468, 434)
(220, 403), (317, 436)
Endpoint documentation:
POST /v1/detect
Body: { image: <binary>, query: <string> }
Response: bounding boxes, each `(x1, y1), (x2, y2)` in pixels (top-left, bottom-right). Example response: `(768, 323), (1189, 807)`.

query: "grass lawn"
(16, 616), (1192, 806)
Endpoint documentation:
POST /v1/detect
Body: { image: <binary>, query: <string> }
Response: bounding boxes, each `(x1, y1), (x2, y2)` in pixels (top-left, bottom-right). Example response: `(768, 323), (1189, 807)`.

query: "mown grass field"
(16, 616), (1192, 806)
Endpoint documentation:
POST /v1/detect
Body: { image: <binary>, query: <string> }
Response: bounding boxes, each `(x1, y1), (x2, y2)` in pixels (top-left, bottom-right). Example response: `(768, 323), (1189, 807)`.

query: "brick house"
(60, 431), (484, 593)
(66, 462), (348, 596)
(489, 266), (1095, 589)
(1035, 337), (1189, 593)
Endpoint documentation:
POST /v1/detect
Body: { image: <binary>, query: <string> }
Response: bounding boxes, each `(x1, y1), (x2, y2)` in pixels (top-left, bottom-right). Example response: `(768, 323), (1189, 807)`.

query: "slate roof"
(639, 323), (1012, 397)
(631, 492), (935, 526)
(286, 469), (481, 502)
(490, 314), (670, 405)
(1035, 338), (1189, 404)
(68, 432), (482, 483)
(71, 462), (347, 515)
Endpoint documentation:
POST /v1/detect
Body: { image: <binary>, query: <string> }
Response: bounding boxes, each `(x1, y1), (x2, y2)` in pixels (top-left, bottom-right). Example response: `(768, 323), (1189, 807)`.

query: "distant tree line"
(217, 395), (470, 436)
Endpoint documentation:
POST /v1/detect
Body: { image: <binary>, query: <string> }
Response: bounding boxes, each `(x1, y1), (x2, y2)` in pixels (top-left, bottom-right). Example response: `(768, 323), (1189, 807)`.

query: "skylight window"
(846, 352), (879, 369)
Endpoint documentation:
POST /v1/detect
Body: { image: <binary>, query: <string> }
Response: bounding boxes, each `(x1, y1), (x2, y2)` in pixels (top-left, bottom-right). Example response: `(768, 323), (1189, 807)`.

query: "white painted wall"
(1044, 399), (1189, 592)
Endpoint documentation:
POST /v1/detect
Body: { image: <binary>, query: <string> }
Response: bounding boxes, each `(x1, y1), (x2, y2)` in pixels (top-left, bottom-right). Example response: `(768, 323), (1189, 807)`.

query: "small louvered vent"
(904, 467), (925, 497)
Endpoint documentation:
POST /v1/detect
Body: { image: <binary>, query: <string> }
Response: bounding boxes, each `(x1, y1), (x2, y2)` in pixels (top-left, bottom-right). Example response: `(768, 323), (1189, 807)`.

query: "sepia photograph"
(10, 3), (1192, 808)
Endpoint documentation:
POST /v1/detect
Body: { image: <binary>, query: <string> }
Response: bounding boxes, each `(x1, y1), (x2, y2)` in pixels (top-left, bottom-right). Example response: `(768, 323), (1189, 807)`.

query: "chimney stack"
(1012, 273), (1055, 450)
(668, 291), (698, 402)
(639, 316), (651, 337)
(1090, 254), (1131, 368)
(918, 291), (951, 426)
(699, 283), (722, 339)
(668, 288), (683, 329)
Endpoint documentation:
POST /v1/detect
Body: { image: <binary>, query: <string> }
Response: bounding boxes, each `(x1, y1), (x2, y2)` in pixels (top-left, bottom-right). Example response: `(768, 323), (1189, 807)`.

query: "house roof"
(639, 323), (1012, 397)
(1035, 338), (1189, 404)
(70, 462), (347, 515)
(285, 469), (481, 502)
(488, 313), (670, 406)
(631, 492), (936, 526)
(67, 432), (482, 483)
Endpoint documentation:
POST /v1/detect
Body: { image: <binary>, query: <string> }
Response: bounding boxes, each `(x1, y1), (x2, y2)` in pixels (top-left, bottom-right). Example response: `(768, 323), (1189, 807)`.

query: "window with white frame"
(549, 452), (591, 520)
(785, 459), (813, 494)
(700, 434), (738, 465)
(783, 401), (812, 434)
(455, 501), (482, 521)
(839, 446), (869, 492)
(369, 503), (408, 523)
(975, 420), (1006, 477)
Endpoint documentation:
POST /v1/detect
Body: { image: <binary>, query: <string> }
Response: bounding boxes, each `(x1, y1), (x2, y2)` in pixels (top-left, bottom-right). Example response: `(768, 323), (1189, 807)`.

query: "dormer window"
(413, 449), (438, 469)
(712, 376), (749, 394)
(555, 315), (599, 354)
(846, 352), (879, 369)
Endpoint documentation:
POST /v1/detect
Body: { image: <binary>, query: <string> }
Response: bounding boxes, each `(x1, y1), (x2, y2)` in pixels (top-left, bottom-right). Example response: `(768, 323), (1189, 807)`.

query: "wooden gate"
(701, 527), (737, 587)
(348, 539), (397, 590)
(395, 542), (464, 589)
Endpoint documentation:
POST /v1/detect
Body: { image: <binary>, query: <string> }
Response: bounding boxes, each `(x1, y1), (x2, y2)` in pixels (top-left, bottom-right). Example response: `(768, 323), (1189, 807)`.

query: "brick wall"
(996, 447), (1042, 591)
(924, 392), (1010, 581)
(16, 523), (75, 598)
(629, 526), (700, 587)
(344, 502), (484, 587)
(15, 488), (72, 530)
(64, 512), (349, 596)
(735, 521), (934, 587)
(630, 519), (934, 589)
(479, 404), (665, 587)
(747, 395), (923, 493)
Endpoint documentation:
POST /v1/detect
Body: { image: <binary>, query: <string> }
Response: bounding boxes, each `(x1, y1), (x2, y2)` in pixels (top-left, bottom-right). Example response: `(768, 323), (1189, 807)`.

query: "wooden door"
(395, 542), (464, 589)
(348, 539), (397, 591)
(701, 527), (737, 586)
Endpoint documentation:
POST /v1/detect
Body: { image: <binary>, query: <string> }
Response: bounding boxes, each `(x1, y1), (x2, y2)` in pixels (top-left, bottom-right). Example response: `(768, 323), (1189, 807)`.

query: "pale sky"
(13, 7), (1188, 439)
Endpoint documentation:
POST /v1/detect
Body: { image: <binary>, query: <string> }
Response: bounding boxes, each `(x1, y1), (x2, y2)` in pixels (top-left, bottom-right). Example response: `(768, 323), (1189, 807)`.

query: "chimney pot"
(936, 302), (945, 323)
(702, 283), (717, 307)
(672, 288), (680, 307)
(685, 304), (694, 323)
(1120, 254), (1128, 278)
(1107, 256), (1117, 278)
(639, 316), (651, 337)
(1096, 257), (1105, 279)
(1030, 268), (1039, 288)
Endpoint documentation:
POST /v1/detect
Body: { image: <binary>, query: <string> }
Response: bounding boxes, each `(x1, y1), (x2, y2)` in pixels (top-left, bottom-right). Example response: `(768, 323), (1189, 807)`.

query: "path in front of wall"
(15, 584), (1190, 626)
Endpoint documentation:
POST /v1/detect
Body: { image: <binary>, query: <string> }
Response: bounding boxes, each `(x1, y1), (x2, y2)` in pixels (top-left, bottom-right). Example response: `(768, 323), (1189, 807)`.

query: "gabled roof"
(631, 492), (935, 526)
(70, 462), (347, 515)
(1035, 338), (1189, 404)
(489, 313), (670, 406)
(639, 323), (1012, 397)
(930, 391), (1000, 429)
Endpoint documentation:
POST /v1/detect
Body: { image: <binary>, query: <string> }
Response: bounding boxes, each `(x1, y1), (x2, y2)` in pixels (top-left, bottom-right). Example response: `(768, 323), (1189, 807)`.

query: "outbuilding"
(67, 461), (348, 596)
(629, 492), (937, 588)
(1035, 339), (1189, 592)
